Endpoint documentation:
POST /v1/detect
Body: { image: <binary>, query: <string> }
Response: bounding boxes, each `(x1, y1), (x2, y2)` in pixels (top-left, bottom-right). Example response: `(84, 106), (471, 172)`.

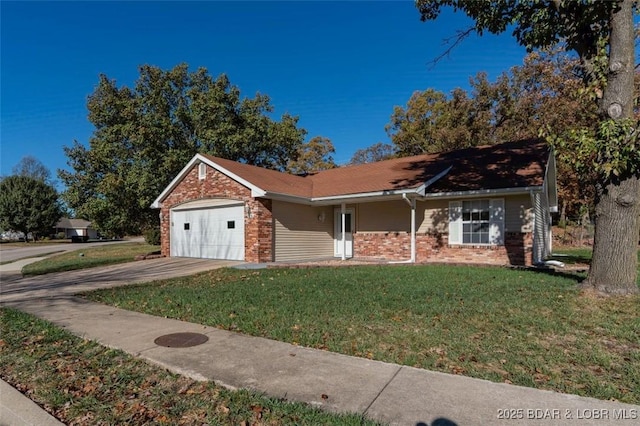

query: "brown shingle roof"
(204, 139), (549, 199)
(415, 139), (548, 193)
(201, 154), (313, 197)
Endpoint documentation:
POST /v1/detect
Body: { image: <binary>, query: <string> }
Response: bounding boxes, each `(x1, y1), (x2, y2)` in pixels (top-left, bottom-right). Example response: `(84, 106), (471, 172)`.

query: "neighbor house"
(152, 139), (557, 266)
(54, 218), (98, 240)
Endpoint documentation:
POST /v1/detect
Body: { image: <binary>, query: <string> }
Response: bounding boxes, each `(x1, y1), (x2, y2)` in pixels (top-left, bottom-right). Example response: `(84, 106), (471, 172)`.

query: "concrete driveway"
(0, 257), (240, 304)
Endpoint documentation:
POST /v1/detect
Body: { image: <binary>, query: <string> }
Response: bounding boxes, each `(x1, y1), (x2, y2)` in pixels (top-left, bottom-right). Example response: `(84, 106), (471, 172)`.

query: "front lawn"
(22, 242), (159, 276)
(86, 265), (640, 404)
(0, 308), (379, 426)
(551, 246), (640, 267)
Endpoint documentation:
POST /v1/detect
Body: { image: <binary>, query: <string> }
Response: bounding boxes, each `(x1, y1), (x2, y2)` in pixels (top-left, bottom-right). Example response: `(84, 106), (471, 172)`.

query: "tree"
(387, 49), (600, 222)
(0, 176), (62, 241)
(349, 142), (396, 164)
(59, 64), (307, 237)
(388, 49), (602, 222)
(12, 156), (52, 184)
(416, 0), (639, 294)
(286, 136), (337, 175)
(387, 88), (476, 155)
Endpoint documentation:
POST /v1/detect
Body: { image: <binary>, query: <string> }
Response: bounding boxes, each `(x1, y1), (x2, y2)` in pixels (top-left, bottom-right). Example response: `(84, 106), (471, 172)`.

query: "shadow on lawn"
(549, 254), (592, 265)
(528, 265), (587, 283)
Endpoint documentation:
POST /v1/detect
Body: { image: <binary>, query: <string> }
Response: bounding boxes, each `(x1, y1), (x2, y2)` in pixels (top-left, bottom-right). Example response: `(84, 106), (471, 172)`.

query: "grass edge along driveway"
(0, 308), (381, 426)
(21, 242), (160, 276)
(87, 263), (640, 405)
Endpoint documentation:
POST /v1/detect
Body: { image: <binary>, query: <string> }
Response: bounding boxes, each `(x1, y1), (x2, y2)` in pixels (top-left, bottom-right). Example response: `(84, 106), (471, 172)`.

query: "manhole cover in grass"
(154, 332), (209, 348)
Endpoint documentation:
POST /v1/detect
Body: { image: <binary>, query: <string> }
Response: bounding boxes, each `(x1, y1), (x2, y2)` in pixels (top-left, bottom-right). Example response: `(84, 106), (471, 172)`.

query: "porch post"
(341, 202), (346, 261)
(410, 197), (416, 263)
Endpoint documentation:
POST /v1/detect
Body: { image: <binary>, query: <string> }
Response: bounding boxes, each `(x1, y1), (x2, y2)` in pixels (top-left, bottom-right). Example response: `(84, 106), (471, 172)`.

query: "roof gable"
(201, 155), (313, 198)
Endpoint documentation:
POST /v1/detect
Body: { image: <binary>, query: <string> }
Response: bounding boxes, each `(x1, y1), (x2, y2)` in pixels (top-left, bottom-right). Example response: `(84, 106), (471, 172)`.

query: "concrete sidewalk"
(0, 379), (64, 426)
(0, 256), (240, 425)
(4, 295), (639, 426)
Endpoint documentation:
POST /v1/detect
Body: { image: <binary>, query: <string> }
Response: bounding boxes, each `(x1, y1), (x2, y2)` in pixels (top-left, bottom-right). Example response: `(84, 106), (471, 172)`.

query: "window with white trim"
(462, 199), (490, 244)
(449, 198), (504, 245)
(198, 163), (206, 180)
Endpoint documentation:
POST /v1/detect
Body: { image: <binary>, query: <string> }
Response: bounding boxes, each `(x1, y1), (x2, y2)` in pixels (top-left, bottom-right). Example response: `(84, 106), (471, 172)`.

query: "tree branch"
(427, 26), (475, 69)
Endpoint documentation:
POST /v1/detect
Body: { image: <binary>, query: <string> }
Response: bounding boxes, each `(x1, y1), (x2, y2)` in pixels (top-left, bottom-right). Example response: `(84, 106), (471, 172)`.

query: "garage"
(170, 199), (245, 260)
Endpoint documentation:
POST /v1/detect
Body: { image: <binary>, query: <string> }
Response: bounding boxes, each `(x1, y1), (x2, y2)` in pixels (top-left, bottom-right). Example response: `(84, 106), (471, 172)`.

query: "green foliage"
(387, 88), (476, 155)
(416, 0), (639, 293)
(59, 64), (307, 237)
(286, 136), (337, 174)
(416, 1), (615, 57)
(549, 118), (639, 181)
(387, 50), (594, 157)
(143, 227), (161, 246)
(349, 142), (396, 164)
(0, 176), (62, 241)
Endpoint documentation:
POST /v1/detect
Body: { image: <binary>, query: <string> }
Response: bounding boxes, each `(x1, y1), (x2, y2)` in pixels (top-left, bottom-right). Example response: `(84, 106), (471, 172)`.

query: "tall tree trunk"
(582, 0), (640, 295)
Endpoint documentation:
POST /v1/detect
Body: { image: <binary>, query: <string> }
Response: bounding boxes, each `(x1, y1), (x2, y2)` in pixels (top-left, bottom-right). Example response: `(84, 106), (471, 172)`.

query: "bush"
(143, 227), (161, 246)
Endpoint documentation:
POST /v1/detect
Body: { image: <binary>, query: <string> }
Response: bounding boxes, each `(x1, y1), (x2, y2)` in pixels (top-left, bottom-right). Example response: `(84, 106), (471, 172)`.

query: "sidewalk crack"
(362, 365), (403, 417)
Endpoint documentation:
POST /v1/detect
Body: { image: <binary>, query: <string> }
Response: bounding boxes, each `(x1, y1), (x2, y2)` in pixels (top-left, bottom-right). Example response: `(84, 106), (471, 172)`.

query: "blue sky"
(1, 1), (529, 188)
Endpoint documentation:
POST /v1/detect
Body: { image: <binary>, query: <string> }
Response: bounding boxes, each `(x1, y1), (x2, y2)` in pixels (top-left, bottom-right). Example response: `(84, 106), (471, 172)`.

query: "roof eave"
(310, 187), (424, 204)
(421, 186), (543, 200)
(261, 186), (425, 206)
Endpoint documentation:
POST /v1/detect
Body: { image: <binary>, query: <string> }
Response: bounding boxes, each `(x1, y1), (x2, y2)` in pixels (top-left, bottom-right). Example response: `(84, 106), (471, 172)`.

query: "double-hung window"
(449, 199), (504, 245)
(462, 200), (490, 244)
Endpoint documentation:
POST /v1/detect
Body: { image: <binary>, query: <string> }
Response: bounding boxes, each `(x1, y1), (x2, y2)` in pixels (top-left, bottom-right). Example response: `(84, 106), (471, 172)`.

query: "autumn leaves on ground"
(87, 262), (640, 406)
(0, 308), (378, 426)
(2, 247), (639, 424)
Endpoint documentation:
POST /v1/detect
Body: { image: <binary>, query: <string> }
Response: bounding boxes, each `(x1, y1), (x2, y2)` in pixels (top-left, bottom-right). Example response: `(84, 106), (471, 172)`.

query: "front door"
(334, 209), (354, 258)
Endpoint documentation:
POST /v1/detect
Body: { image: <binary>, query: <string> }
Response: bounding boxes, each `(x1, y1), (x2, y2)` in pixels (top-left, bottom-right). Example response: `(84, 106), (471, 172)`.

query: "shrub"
(143, 227), (161, 246)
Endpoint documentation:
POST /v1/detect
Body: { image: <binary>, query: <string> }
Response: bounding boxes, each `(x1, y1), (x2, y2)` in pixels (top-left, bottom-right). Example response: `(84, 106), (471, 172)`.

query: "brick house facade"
(153, 140), (556, 266)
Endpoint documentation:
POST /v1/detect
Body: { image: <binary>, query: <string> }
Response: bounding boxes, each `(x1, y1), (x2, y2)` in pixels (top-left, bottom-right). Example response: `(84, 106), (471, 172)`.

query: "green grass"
(0, 308), (381, 426)
(21, 243), (160, 276)
(551, 246), (640, 267)
(86, 265), (640, 404)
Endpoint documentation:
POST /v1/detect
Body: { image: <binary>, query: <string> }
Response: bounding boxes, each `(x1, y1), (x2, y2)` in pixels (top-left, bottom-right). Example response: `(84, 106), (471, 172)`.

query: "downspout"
(341, 202), (346, 261)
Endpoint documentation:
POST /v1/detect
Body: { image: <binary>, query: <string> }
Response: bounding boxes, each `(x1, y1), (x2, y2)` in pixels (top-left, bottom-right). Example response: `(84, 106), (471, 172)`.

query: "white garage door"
(170, 204), (244, 260)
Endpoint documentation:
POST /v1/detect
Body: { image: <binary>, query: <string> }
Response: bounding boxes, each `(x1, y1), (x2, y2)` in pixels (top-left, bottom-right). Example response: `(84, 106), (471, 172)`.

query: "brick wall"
(245, 198), (273, 263)
(353, 231), (533, 266)
(158, 163), (273, 262)
(157, 161), (533, 266)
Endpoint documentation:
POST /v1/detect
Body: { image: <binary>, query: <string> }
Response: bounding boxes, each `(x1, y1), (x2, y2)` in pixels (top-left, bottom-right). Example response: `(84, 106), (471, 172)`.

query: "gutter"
(419, 186), (543, 200)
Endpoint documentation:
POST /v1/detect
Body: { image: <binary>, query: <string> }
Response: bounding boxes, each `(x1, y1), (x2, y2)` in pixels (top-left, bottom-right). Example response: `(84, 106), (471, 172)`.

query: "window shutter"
(448, 201), (462, 244)
(489, 198), (505, 245)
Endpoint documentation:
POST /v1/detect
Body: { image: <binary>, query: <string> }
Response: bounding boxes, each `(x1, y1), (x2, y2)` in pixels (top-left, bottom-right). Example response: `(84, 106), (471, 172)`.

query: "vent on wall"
(198, 163), (206, 180)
